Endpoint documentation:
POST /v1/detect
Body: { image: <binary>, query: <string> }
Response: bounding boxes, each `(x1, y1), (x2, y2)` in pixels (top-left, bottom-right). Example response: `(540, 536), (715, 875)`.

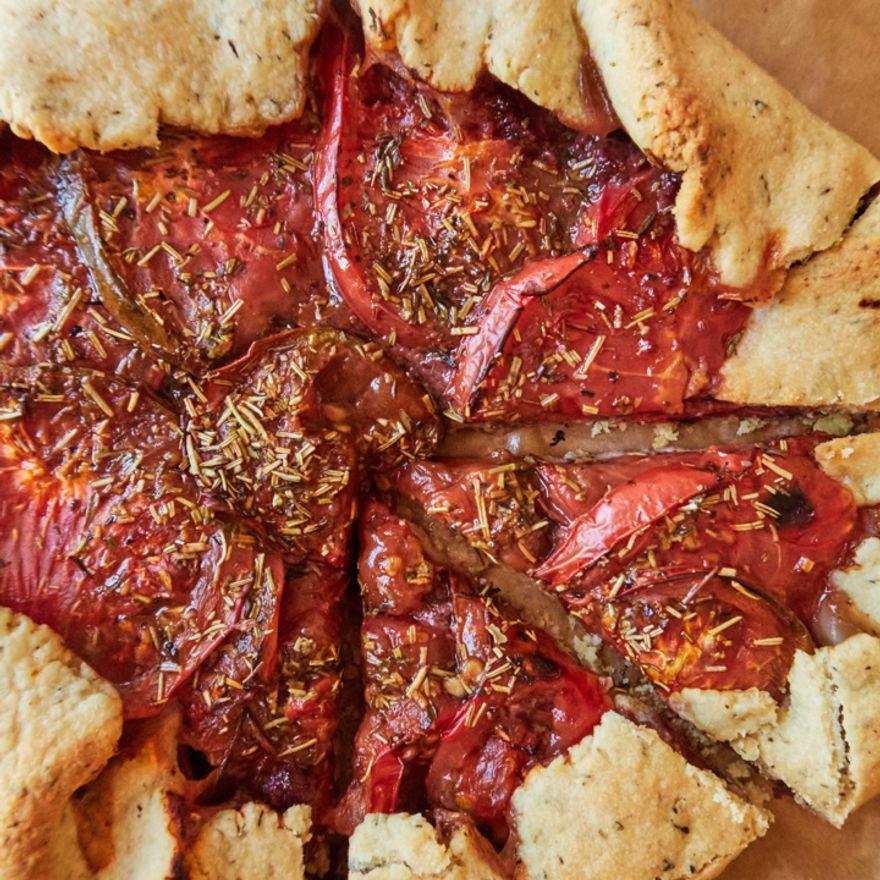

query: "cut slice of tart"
(339, 499), (770, 879)
(394, 432), (880, 825)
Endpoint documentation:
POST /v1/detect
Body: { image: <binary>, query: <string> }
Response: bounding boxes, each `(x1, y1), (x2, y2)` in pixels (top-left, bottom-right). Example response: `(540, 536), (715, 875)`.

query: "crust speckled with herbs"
(0, 0), (325, 151)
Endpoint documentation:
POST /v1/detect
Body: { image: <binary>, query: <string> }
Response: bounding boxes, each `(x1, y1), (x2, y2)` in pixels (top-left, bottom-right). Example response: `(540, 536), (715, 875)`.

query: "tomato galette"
(1, 1), (880, 879)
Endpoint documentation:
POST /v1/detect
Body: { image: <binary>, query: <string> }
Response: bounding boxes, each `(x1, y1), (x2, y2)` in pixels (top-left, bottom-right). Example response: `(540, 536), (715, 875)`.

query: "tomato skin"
(535, 451), (751, 586)
(444, 252), (591, 413)
(394, 459), (549, 572)
(0, 365), (281, 718)
(315, 28), (434, 350)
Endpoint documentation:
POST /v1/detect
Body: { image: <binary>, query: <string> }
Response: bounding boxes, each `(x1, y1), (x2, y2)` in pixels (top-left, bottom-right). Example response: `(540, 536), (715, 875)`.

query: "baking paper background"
(689, 2), (880, 877)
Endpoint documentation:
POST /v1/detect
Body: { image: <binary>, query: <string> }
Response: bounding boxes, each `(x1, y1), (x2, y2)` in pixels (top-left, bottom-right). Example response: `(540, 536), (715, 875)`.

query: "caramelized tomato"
(334, 501), (609, 840)
(79, 118), (352, 370)
(0, 365), (283, 717)
(0, 134), (165, 385)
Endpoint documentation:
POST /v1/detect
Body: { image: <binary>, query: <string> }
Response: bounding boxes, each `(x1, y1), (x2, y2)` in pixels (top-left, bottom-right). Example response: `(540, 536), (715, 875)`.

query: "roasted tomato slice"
(183, 329), (439, 565)
(426, 592), (610, 843)
(535, 450), (752, 586)
(447, 241), (751, 422)
(536, 437), (861, 624)
(70, 115), (352, 371)
(182, 563), (346, 813)
(337, 501), (611, 839)
(315, 28), (684, 362)
(331, 501), (460, 834)
(0, 365), (281, 717)
(394, 459), (550, 572)
(579, 568), (812, 697)
(0, 134), (166, 385)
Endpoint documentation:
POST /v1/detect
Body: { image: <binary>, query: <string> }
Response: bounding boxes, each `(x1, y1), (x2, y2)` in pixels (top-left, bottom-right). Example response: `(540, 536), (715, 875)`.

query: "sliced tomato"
(535, 451), (751, 586)
(359, 499), (439, 615)
(582, 569), (812, 697)
(394, 459), (549, 572)
(182, 563), (346, 813)
(536, 438), (861, 624)
(315, 28), (672, 363)
(426, 593), (610, 842)
(450, 247), (751, 421)
(76, 113), (345, 370)
(0, 365), (280, 717)
(184, 329), (438, 565)
(0, 134), (166, 386)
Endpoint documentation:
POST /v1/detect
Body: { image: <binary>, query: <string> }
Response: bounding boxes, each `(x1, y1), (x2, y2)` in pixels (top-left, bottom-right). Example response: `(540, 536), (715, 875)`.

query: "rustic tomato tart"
(0, 1), (880, 879)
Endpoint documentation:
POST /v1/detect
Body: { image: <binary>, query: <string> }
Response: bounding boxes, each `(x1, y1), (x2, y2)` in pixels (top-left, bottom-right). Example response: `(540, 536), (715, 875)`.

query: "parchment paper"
(689, 2), (880, 876)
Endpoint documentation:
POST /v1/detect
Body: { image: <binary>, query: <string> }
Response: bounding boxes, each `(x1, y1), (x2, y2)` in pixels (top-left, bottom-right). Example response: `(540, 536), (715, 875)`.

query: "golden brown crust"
(348, 813), (507, 880)
(831, 538), (880, 634)
(675, 636), (880, 828)
(580, 0), (879, 288)
(0, 0), (325, 152)
(73, 712), (185, 879)
(719, 204), (880, 408)
(185, 803), (311, 880)
(356, 1), (594, 131)
(815, 433), (880, 503)
(357, 0), (879, 288)
(511, 712), (771, 880)
(0, 607), (122, 880)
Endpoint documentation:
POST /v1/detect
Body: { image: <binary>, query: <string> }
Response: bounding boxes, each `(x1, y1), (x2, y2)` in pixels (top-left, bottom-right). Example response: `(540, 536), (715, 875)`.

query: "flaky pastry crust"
(672, 635), (880, 827)
(0, 607), (122, 880)
(510, 712), (770, 880)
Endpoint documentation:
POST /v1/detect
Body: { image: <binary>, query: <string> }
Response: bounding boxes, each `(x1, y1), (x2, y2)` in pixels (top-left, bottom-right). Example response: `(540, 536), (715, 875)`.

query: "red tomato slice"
(583, 568), (812, 697)
(315, 27), (673, 368)
(0, 365), (281, 717)
(77, 114), (343, 370)
(184, 329), (438, 566)
(394, 459), (549, 572)
(535, 452), (750, 586)
(426, 594), (610, 841)
(182, 564), (346, 813)
(0, 133), (166, 386)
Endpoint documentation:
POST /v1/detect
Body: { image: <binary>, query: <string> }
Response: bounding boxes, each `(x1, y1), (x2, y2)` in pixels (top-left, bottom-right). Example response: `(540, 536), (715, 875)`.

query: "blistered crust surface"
(720, 204), (880, 408)
(0, 607), (122, 880)
(348, 813), (506, 880)
(511, 712), (770, 880)
(0, 0), (324, 152)
(357, 0), (879, 288)
(186, 803), (311, 880)
(815, 433), (880, 504)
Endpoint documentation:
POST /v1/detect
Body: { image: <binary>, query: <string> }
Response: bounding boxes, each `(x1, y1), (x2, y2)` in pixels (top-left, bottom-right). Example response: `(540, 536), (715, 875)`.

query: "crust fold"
(186, 803), (312, 880)
(0, 607), (122, 880)
(815, 433), (880, 503)
(672, 635), (880, 827)
(511, 712), (770, 880)
(719, 204), (880, 409)
(0, 0), (324, 152)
